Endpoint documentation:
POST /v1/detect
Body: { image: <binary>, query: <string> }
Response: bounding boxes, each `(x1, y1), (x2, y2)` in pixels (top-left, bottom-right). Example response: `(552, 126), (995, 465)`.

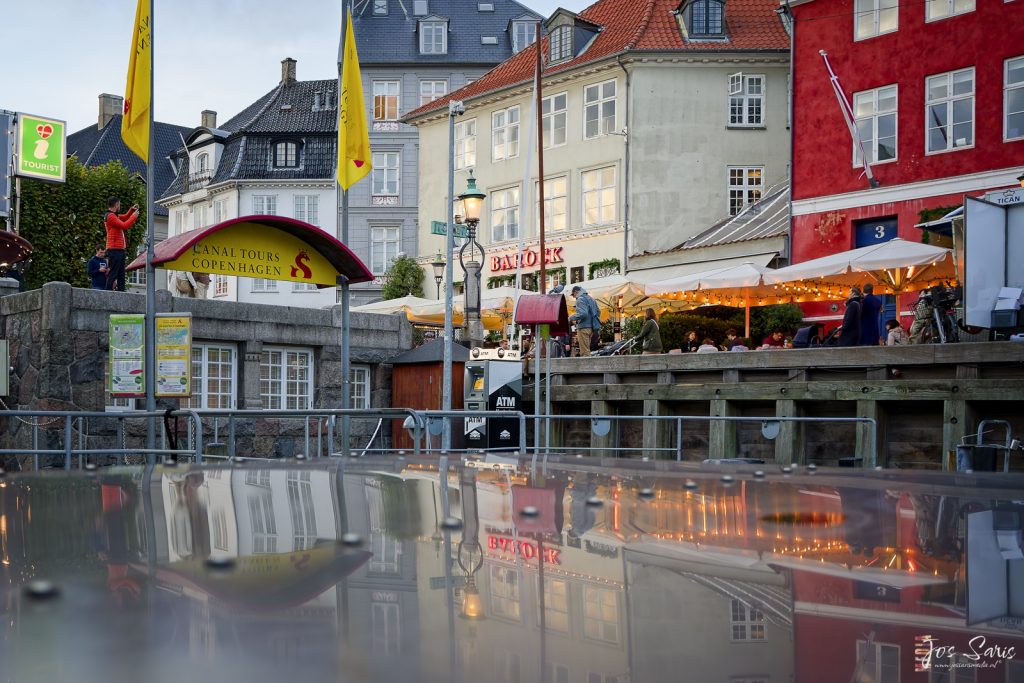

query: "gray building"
(348, 0), (541, 302)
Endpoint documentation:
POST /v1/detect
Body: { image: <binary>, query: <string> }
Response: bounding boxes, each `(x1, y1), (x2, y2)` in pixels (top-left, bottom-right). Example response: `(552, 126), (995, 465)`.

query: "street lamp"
(430, 252), (445, 298)
(457, 467), (484, 620)
(458, 173), (487, 347)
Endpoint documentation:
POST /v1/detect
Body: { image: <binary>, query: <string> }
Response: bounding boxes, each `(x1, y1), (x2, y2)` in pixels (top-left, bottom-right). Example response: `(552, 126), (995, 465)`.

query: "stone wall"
(0, 281), (412, 459)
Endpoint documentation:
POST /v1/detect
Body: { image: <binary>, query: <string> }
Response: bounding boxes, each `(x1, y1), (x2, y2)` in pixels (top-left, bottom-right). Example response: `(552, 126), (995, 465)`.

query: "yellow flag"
(337, 9), (371, 190)
(121, 0), (151, 162)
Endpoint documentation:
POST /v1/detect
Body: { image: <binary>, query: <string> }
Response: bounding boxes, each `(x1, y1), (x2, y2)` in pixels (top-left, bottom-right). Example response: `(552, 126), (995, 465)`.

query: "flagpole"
(338, 0), (351, 456)
(144, 0), (157, 455)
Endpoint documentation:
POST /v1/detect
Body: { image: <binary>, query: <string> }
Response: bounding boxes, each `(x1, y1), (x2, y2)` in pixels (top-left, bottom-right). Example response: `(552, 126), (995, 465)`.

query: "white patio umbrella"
(351, 295), (436, 315)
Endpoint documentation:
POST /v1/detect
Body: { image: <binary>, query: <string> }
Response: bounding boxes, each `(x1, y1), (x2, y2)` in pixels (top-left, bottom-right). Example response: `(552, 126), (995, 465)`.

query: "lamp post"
(457, 467), (484, 620)
(431, 253), (445, 299)
(441, 100), (464, 452)
(458, 173), (487, 348)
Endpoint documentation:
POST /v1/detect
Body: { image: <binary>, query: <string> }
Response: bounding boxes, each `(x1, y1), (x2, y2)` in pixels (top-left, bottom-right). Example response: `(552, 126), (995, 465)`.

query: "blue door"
(854, 217), (899, 329)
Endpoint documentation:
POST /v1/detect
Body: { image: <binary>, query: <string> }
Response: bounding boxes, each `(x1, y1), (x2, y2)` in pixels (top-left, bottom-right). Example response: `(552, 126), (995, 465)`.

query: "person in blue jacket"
(87, 245), (108, 290)
(569, 285), (602, 357)
(860, 283), (883, 345)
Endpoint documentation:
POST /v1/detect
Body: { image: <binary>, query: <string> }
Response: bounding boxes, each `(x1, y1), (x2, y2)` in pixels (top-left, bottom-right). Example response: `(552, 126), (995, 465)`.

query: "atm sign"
(487, 535), (561, 564)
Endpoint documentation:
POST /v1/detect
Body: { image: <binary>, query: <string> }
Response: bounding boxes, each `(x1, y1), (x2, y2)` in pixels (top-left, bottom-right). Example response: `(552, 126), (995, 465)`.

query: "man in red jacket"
(104, 196), (139, 291)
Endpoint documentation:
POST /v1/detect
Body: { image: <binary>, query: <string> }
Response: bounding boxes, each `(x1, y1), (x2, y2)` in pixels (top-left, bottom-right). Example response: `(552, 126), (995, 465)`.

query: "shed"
(390, 339), (470, 450)
(514, 293), (570, 336)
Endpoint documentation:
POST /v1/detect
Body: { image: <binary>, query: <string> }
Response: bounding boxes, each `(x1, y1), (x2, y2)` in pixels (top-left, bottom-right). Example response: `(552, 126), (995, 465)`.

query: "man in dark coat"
(860, 283), (883, 345)
(838, 287), (863, 347)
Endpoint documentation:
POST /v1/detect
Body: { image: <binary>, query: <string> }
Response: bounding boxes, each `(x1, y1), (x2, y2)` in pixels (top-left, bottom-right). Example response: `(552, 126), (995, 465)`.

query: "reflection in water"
(0, 461), (1021, 683)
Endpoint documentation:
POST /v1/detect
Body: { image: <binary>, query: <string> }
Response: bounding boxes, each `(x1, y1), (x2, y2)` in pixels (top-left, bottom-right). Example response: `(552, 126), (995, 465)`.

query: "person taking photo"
(104, 196), (140, 291)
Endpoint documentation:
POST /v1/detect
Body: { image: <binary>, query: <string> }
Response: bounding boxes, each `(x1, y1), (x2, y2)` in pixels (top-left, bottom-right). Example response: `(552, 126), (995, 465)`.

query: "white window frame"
(730, 598), (766, 641)
(212, 197), (229, 225)
(512, 21), (536, 53)
(214, 275), (228, 297)
(490, 186), (520, 243)
(420, 20), (447, 54)
(292, 282), (319, 292)
(196, 152), (209, 173)
(251, 278), (278, 293)
(1005, 55), (1024, 141)
(925, 67), (975, 154)
(419, 79), (448, 106)
(536, 175), (568, 233)
(260, 347), (314, 410)
(370, 225), (401, 275)
(926, 0), (975, 22)
(273, 141), (298, 168)
(373, 80), (400, 122)
(293, 194), (319, 225)
(853, 84), (898, 166)
(489, 565), (521, 621)
(854, 0), (898, 40)
(549, 25), (572, 63)
(174, 209), (188, 234)
(491, 106), (520, 162)
(856, 640), (899, 683)
(351, 365), (371, 409)
(929, 654), (978, 683)
(371, 601), (401, 655)
(252, 194), (277, 215)
(727, 166), (764, 216)
(537, 576), (570, 633)
(542, 92), (567, 148)
(372, 152), (400, 198)
(728, 73), (765, 127)
(185, 343), (237, 410)
(581, 166), (617, 228)
(194, 203), (208, 229)
(454, 119), (476, 170)
(126, 245), (146, 288)
(584, 79), (617, 140)
(583, 585), (620, 645)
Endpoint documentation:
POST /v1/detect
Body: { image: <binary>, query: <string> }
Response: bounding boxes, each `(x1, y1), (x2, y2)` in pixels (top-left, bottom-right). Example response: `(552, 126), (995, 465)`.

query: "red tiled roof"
(405, 0), (789, 121)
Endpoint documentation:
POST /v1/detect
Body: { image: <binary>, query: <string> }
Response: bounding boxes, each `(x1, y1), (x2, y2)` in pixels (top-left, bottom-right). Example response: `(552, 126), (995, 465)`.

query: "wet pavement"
(1, 457), (1022, 682)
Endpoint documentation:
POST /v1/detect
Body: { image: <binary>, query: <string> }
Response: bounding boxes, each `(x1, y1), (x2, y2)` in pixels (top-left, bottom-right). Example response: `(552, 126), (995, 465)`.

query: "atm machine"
(464, 348), (522, 450)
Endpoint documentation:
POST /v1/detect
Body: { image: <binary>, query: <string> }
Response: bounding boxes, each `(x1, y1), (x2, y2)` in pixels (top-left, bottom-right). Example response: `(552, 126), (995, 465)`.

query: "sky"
(4, 0), (589, 135)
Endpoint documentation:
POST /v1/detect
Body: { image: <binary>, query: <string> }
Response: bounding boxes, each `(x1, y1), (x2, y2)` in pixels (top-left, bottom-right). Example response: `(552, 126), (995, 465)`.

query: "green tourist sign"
(16, 113), (66, 183)
(430, 220), (468, 239)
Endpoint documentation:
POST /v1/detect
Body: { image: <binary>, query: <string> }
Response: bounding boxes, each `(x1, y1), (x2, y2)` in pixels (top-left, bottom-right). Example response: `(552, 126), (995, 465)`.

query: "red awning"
(514, 293), (569, 336)
(127, 215), (374, 286)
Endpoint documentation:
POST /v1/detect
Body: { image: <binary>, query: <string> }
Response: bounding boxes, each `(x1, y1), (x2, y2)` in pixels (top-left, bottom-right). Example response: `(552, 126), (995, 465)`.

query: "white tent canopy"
(351, 295), (435, 315)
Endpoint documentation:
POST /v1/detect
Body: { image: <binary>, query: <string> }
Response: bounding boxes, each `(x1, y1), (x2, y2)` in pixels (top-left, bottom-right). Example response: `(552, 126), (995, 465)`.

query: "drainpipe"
(616, 54), (631, 274)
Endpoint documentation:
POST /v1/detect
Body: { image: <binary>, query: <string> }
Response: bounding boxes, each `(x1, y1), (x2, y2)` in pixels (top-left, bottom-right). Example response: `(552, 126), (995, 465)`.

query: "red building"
(789, 0), (1024, 322)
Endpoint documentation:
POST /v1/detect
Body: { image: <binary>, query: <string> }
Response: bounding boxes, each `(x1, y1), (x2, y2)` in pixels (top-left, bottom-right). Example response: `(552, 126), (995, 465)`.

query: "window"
(371, 226), (400, 274)
(214, 275), (228, 297)
(545, 664), (569, 683)
(454, 119), (476, 170)
(211, 509), (229, 552)
(491, 106), (520, 161)
(728, 73), (764, 127)
(490, 187), (520, 243)
(248, 490), (277, 554)
(583, 586), (619, 644)
(371, 601), (400, 655)
(856, 641), (899, 683)
(728, 166), (763, 216)
(251, 278), (277, 293)
(539, 577), (569, 633)
(730, 599), (766, 641)
(1005, 56), (1024, 140)
(512, 21), (536, 53)
(174, 209), (187, 234)
(372, 152), (400, 197)
(373, 0), (387, 14)
(260, 348), (313, 410)
(542, 92), (567, 148)
(351, 365), (371, 409)
(126, 246), (146, 287)
(489, 566), (521, 620)
(570, 266), (584, 283)
(184, 344), (236, 410)
(252, 195), (277, 215)
(292, 194), (319, 226)
(420, 79), (447, 106)
(196, 153), (209, 173)
(213, 198), (229, 225)
(366, 482), (401, 574)
(930, 655), (978, 682)
(373, 81), (400, 121)
(926, 68), (974, 153)
(420, 20), (447, 54)
(582, 166), (616, 227)
(537, 176), (568, 232)
(549, 25), (571, 62)
(195, 203), (208, 229)
(688, 0), (725, 36)
(855, 0), (898, 39)
(853, 85), (897, 165)
(926, 0), (974, 21)
(584, 80), (616, 139)
(287, 471), (317, 550)
(273, 141), (298, 168)
(292, 282), (318, 292)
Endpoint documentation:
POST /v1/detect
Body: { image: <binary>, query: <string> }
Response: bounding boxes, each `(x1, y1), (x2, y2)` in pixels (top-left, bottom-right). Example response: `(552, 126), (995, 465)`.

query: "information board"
(109, 314), (145, 397)
(155, 313), (192, 397)
(15, 113), (66, 183)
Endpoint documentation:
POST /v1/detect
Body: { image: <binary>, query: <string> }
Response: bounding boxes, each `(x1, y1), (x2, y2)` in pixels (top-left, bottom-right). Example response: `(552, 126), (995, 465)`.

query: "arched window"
(688, 0), (724, 37)
(196, 153), (209, 173)
(273, 140), (299, 168)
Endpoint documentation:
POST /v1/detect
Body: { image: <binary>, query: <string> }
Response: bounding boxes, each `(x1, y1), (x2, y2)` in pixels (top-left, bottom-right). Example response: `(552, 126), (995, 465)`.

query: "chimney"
(98, 93), (124, 129)
(201, 110), (217, 128)
(281, 58), (297, 84)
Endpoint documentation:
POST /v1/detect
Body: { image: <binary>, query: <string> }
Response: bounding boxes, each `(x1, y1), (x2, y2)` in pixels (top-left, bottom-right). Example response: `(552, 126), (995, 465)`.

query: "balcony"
(186, 170), (213, 192)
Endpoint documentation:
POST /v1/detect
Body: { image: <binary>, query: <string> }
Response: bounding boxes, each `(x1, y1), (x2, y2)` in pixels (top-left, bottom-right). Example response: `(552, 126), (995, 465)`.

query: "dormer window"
(373, 0), (387, 15)
(549, 25), (572, 62)
(684, 0), (725, 38)
(196, 153), (209, 173)
(512, 21), (536, 53)
(420, 20), (447, 54)
(273, 140), (299, 168)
